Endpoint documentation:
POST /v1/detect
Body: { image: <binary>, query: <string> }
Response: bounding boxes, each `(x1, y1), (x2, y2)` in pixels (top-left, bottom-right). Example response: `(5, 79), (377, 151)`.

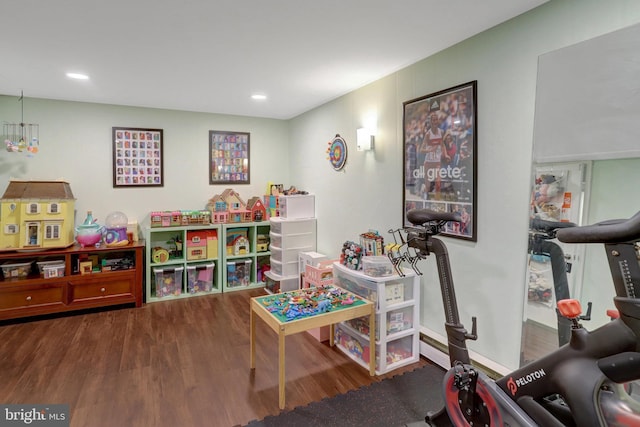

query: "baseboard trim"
(419, 326), (509, 379)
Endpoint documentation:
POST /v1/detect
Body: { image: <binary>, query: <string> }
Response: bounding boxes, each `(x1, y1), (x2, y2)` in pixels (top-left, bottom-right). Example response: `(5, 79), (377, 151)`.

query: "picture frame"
(209, 130), (250, 184)
(402, 81), (477, 241)
(112, 127), (163, 187)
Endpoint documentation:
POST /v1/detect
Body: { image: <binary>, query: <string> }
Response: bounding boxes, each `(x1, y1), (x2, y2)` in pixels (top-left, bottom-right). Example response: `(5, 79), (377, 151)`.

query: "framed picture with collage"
(209, 130), (250, 184)
(112, 127), (163, 187)
(402, 81), (477, 241)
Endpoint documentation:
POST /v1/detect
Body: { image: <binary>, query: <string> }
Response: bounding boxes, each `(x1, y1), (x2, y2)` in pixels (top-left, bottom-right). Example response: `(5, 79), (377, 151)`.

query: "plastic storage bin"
(153, 266), (184, 297)
(264, 270), (298, 293)
(362, 256), (394, 277)
(42, 263), (65, 279)
(270, 258), (298, 276)
(269, 217), (316, 235)
(335, 322), (416, 374)
(270, 245), (313, 264)
(269, 231), (315, 249)
(333, 263), (415, 309)
(227, 259), (252, 288)
(1, 261), (32, 279)
(277, 194), (315, 219)
(386, 306), (414, 336)
(36, 260), (65, 277)
(186, 262), (215, 293)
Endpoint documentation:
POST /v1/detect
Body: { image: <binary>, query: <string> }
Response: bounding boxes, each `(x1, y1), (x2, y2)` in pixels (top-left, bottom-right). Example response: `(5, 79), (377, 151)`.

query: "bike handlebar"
(555, 210), (640, 244)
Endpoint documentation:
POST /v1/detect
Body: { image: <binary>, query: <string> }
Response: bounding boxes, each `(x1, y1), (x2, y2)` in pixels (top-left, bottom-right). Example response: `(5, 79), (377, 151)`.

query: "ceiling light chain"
(3, 90), (39, 155)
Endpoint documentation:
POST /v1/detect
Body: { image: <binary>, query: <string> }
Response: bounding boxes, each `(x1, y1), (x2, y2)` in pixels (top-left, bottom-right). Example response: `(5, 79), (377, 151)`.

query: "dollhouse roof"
(1, 180), (75, 200)
(246, 197), (264, 210)
(221, 188), (246, 210)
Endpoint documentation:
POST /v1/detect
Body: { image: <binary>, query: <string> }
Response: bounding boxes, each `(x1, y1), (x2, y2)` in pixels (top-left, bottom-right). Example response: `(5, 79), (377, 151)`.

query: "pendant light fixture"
(3, 91), (39, 155)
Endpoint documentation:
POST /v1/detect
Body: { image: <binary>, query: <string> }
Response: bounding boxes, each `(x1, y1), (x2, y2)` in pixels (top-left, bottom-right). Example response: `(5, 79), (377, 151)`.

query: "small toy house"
(231, 235), (250, 256)
(225, 228), (249, 255)
(220, 189), (250, 223)
(247, 197), (266, 222)
(206, 194), (229, 224)
(0, 180), (76, 250)
(186, 230), (208, 260)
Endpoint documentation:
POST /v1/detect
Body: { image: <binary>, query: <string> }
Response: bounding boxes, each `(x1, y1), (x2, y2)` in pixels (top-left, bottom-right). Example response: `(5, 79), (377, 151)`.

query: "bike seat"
(530, 217), (576, 234)
(407, 209), (461, 226)
(556, 210), (640, 244)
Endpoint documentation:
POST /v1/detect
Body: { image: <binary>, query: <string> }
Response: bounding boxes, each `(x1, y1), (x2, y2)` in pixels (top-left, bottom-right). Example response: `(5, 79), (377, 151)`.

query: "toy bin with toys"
(335, 322), (415, 375)
(264, 270), (298, 293)
(186, 262), (215, 294)
(36, 260), (65, 278)
(1, 261), (33, 280)
(226, 259), (252, 288)
(152, 266), (184, 297)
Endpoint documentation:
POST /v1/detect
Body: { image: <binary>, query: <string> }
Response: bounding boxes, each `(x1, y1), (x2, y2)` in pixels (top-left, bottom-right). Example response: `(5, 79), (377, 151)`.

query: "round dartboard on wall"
(327, 134), (348, 171)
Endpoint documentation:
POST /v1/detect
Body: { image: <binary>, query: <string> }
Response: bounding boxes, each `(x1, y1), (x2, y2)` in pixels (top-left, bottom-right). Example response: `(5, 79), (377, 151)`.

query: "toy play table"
(250, 286), (376, 409)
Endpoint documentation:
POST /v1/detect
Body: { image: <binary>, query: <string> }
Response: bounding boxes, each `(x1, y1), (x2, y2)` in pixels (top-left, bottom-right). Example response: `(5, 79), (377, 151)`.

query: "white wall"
(0, 98), (290, 228)
(288, 0), (640, 370)
(581, 158), (640, 327)
(2, 0), (640, 371)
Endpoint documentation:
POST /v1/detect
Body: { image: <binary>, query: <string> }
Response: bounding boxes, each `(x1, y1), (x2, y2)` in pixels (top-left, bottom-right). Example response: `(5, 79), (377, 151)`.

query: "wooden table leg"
(368, 306), (376, 376)
(250, 303), (256, 369)
(279, 328), (286, 409)
(329, 323), (335, 347)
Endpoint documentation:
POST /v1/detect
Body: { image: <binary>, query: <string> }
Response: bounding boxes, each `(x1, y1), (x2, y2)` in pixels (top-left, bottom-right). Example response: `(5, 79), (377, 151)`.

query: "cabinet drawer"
(69, 276), (134, 303)
(0, 285), (65, 310)
(269, 217), (316, 235)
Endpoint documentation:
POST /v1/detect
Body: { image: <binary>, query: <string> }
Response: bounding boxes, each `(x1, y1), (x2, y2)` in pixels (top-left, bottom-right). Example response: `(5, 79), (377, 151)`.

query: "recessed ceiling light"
(66, 72), (89, 80)
(251, 94), (267, 100)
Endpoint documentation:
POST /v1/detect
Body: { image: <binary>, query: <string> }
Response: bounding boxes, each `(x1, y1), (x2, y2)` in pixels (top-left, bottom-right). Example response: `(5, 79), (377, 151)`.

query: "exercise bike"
(527, 217), (592, 351)
(400, 208), (640, 426)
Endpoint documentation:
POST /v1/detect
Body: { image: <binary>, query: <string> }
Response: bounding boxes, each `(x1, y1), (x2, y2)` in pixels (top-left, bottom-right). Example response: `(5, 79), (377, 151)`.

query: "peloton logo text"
(506, 368), (546, 396)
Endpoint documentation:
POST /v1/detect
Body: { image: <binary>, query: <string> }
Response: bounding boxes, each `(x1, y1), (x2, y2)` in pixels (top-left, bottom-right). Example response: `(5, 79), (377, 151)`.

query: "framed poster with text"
(402, 81), (477, 241)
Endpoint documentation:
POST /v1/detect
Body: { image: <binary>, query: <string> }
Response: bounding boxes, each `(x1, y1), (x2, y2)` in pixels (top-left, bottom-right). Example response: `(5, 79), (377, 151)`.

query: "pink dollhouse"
(206, 189), (253, 223)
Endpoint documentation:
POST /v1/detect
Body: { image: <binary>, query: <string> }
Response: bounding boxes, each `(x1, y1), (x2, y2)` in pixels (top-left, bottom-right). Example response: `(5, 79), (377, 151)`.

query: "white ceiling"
(0, 0), (546, 120)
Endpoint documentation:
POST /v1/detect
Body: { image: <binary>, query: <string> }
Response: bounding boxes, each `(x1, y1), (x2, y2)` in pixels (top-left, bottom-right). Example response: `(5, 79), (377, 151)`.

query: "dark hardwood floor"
(0, 289), (429, 427)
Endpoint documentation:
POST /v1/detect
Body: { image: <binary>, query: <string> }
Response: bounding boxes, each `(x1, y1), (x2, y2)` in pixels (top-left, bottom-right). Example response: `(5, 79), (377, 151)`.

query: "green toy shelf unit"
(145, 223), (223, 302)
(222, 221), (271, 292)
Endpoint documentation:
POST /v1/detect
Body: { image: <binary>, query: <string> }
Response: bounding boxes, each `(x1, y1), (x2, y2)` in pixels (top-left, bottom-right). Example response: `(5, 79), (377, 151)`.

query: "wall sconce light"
(356, 127), (374, 151)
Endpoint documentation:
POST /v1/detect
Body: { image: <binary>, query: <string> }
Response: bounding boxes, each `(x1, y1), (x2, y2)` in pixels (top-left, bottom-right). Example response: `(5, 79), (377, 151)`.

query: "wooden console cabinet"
(0, 241), (144, 321)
